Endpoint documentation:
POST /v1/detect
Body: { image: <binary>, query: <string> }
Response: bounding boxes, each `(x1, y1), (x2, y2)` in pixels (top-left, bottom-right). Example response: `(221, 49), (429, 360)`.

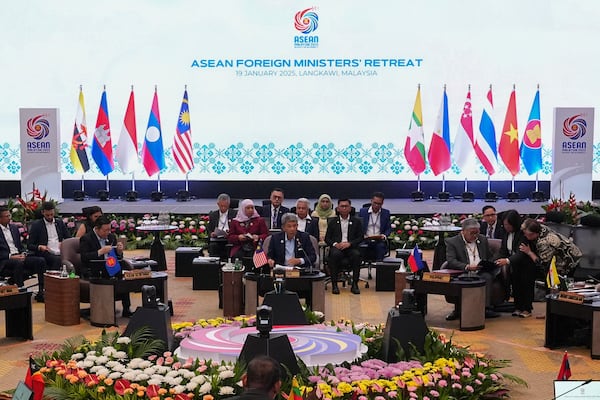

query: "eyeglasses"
(483, 213), (496, 217)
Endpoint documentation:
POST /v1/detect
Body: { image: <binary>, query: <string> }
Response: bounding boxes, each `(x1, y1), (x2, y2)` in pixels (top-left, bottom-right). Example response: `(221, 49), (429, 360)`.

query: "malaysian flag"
(173, 88), (194, 174)
(253, 239), (268, 268)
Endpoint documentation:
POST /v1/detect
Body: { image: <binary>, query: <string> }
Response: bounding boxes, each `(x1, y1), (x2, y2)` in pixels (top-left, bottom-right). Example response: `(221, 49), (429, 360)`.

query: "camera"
(256, 305), (273, 337)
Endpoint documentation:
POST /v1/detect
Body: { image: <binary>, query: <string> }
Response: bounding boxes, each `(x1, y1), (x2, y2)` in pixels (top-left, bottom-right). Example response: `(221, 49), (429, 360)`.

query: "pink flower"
(465, 385), (474, 393)
(474, 379), (482, 385)
(491, 373), (499, 381)
(438, 380), (448, 388)
(429, 390), (440, 398)
(388, 391), (398, 398)
(452, 383), (462, 390)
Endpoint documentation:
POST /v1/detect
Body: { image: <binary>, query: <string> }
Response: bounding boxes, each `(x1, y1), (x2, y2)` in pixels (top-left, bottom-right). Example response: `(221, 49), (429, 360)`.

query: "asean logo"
(562, 114), (587, 140)
(294, 7), (318, 34)
(106, 256), (117, 268)
(26, 114), (50, 140)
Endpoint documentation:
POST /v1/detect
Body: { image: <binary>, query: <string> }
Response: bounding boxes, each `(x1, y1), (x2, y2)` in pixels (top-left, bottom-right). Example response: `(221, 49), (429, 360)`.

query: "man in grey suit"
(207, 193), (237, 259)
(446, 218), (499, 320)
(325, 198), (363, 295)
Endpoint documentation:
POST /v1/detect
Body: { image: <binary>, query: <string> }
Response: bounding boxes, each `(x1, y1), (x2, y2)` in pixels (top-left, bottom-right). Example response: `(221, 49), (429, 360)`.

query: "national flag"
(476, 86), (498, 175)
(427, 88), (451, 176)
(408, 244), (425, 273)
(520, 88), (542, 175)
(499, 88), (520, 176)
(546, 256), (560, 288)
(70, 88), (90, 173)
(91, 89), (114, 175)
(173, 89), (194, 174)
(253, 239), (268, 268)
(286, 376), (304, 400)
(24, 355), (45, 400)
(452, 89), (477, 171)
(557, 351), (572, 380)
(141, 89), (165, 176)
(404, 87), (427, 175)
(115, 88), (138, 174)
(105, 248), (122, 277)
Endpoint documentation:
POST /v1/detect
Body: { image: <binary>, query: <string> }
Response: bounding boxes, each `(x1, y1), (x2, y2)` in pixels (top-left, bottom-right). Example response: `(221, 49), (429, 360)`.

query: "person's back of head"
(244, 356), (282, 398)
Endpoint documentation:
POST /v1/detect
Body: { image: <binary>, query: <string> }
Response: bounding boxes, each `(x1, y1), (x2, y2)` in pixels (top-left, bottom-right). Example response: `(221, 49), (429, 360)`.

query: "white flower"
(82, 360), (94, 368)
(136, 237), (142, 241)
(191, 235), (198, 240)
(219, 370), (235, 379)
(96, 367), (110, 377)
(166, 370), (180, 378)
(186, 381), (198, 391)
(404, 224), (411, 230)
(219, 386), (235, 395)
(408, 236), (415, 242)
(191, 375), (207, 384)
(117, 337), (131, 344)
(108, 372), (122, 379)
(163, 235), (171, 240)
(114, 351), (127, 360)
(390, 223), (396, 229)
(139, 360), (152, 369)
(199, 382), (212, 394)
(135, 373), (150, 381)
(95, 356), (109, 365)
(179, 220), (185, 225)
(189, 220), (196, 225)
(173, 385), (186, 394)
(11, 208), (18, 213)
(122, 371), (137, 381)
(143, 367), (156, 376)
(403, 220), (411, 225)
(420, 236), (428, 242)
(185, 217), (192, 221)
(412, 225), (419, 230)
(148, 378), (162, 386)
(119, 234), (127, 239)
(394, 236), (401, 242)
(71, 353), (84, 360)
(175, 235), (182, 240)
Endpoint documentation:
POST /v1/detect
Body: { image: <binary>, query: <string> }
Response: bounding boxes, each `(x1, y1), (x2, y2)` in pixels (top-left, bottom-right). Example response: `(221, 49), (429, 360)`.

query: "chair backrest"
(572, 226), (600, 270)
(261, 235), (272, 265)
(61, 237), (82, 274)
(488, 238), (502, 259)
(309, 235), (320, 271)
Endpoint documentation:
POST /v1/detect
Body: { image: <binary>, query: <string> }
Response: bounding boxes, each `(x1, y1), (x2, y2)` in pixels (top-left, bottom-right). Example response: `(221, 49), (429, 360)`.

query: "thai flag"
(520, 89), (542, 175)
(408, 244), (425, 273)
(141, 89), (165, 176)
(476, 87), (498, 175)
(91, 89), (114, 175)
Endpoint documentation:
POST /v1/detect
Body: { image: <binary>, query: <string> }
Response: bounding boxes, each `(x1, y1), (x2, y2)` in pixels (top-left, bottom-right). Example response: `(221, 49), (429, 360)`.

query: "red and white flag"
(173, 89), (194, 174)
(253, 239), (268, 268)
(115, 88), (138, 174)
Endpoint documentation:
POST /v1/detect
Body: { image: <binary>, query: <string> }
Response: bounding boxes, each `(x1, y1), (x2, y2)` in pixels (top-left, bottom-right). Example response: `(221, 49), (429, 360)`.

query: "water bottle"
(234, 259), (242, 271)
(60, 264), (68, 278)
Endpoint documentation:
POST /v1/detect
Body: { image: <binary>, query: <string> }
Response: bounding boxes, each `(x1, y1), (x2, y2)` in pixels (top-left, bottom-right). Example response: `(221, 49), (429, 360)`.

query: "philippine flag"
(141, 88), (165, 177)
(476, 87), (498, 175)
(408, 244), (425, 273)
(91, 89), (114, 176)
(427, 87), (451, 176)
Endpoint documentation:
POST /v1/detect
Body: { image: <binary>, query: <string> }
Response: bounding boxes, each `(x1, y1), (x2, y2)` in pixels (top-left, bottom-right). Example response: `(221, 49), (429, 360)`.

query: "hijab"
(313, 194), (335, 219)
(234, 199), (260, 223)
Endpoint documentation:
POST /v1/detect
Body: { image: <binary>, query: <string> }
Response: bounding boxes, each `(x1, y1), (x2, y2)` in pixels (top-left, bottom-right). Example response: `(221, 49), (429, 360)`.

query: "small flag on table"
(24, 355), (45, 400)
(253, 239), (268, 268)
(285, 376), (304, 400)
(546, 256), (560, 288)
(105, 248), (122, 277)
(557, 351), (572, 380)
(408, 244), (425, 273)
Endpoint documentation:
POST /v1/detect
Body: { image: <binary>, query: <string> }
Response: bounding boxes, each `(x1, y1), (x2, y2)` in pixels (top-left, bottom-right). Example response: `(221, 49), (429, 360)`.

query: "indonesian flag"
(427, 88), (451, 176)
(499, 88), (520, 176)
(404, 86), (427, 175)
(115, 88), (138, 174)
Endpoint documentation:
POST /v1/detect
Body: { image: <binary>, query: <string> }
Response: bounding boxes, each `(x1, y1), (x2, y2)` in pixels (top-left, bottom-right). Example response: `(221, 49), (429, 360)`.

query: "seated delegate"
(227, 199), (269, 263)
(267, 213), (317, 270)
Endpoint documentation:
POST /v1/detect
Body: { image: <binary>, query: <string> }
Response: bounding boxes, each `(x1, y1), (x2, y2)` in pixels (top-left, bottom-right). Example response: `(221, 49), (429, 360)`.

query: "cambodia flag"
(91, 89), (114, 175)
(408, 244), (425, 273)
(476, 87), (498, 175)
(520, 89), (542, 175)
(141, 89), (165, 176)
(557, 351), (572, 380)
(115, 88), (138, 174)
(499, 88), (520, 176)
(105, 248), (122, 277)
(427, 88), (451, 176)
(404, 87), (427, 175)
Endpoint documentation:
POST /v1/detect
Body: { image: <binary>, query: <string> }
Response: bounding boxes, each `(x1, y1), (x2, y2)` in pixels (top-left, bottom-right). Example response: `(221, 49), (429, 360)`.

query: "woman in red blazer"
(227, 199), (268, 260)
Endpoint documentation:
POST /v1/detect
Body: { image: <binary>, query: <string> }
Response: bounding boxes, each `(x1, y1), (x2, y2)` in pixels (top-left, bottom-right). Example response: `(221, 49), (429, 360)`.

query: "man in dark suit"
(267, 213), (317, 270)
(294, 198), (319, 239)
(325, 198), (364, 294)
(259, 188), (289, 230)
(0, 206), (46, 302)
(358, 192), (391, 261)
(480, 205), (505, 239)
(80, 215), (131, 317)
(446, 218), (499, 320)
(27, 201), (71, 271)
(207, 193), (237, 259)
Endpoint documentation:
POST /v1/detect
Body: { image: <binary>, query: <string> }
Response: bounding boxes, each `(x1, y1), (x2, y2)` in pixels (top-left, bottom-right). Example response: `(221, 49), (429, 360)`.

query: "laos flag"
(141, 89), (165, 176)
(91, 89), (114, 175)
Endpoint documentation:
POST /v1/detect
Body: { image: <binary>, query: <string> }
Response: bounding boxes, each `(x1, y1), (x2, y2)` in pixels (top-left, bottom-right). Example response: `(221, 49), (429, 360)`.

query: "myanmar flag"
(404, 86), (427, 175)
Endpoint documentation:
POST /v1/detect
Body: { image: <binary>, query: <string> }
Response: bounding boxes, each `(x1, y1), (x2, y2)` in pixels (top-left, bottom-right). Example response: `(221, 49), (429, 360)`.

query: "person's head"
(93, 215), (112, 239)
(502, 209), (521, 233)
(482, 205), (498, 226)
(337, 198), (352, 218)
(461, 218), (480, 243)
(41, 201), (56, 222)
(216, 193), (231, 213)
(270, 188), (284, 208)
(241, 199), (256, 218)
(281, 213), (299, 239)
(370, 192), (385, 213)
(243, 356), (282, 398)
(0, 206), (11, 226)
(522, 218), (542, 241)
(295, 198), (310, 219)
(317, 194), (333, 211)
(83, 206), (103, 224)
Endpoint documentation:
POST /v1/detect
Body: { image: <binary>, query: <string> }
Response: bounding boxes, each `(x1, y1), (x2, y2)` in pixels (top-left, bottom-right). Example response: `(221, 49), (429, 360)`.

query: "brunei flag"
(70, 88), (90, 173)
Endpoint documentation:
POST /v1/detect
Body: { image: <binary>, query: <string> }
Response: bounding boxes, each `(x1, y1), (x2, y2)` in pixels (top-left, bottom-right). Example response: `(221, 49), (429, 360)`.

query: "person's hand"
(239, 234), (247, 242)
(336, 242), (350, 250)
(210, 232), (217, 238)
(99, 245), (113, 255)
(465, 263), (480, 272)
(495, 258), (509, 266)
(287, 257), (302, 266)
(38, 245), (49, 253)
(268, 259), (275, 268)
(10, 253), (25, 261)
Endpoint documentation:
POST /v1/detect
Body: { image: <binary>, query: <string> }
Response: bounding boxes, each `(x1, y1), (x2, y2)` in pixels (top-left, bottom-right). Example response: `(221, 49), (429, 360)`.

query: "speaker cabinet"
(382, 307), (429, 362)
(123, 305), (173, 353)
(239, 333), (299, 377)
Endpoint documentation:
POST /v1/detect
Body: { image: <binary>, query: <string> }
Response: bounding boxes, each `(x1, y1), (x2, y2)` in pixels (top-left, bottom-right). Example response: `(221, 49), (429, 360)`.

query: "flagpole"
(185, 172), (189, 191)
(157, 173), (161, 192)
(535, 172), (539, 192)
(487, 174), (491, 192)
(131, 171), (136, 192)
(105, 175), (110, 192)
(441, 173), (446, 193)
(417, 174), (421, 192)
(511, 176), (515, 193)
(81, 174), (85, 191)
(464, 177), (468, 192)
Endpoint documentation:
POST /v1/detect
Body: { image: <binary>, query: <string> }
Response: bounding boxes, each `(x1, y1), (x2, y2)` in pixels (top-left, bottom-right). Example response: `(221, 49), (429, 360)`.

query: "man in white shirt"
(27, 201), (71, 270)
(358, 192), (391, 261)
(208, 193), (237, 259)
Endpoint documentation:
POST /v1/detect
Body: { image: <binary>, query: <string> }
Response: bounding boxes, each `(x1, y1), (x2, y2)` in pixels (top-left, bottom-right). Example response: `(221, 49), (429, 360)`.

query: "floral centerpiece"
(542, 193), (579, 225)
(28, 316), (525, 400)
(388, 214), (466, 250)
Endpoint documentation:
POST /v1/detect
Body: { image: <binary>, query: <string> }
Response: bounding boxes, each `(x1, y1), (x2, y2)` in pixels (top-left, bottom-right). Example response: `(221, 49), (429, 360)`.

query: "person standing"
(480, 205), (505, 239)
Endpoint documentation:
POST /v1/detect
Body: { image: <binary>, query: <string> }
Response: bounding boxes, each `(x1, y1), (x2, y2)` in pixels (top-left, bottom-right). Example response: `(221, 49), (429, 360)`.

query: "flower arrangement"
(29, 318), (524, 400)
(542, 193), (579, 225)
(388, 214), (466, 250)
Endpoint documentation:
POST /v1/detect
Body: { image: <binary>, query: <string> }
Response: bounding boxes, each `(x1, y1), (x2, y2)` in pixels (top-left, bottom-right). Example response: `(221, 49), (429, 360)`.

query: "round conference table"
(420, 225), (462, 270)
(136, 225), (178, 271)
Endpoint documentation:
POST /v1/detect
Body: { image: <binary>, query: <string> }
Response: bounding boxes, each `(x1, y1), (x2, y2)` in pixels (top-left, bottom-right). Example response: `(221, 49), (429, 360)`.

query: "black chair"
(359, 238), (391, 280)
(323, 246), (369, 290)
(572, 225), (600, 280)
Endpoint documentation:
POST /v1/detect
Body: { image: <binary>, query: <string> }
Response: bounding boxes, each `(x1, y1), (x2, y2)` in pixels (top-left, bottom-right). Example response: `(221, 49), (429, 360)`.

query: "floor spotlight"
(411, 191), (425, 201)
(461, 191), (475, 202)
(125, 190), (138, 202)
(530, 191), (546, 202)
(151, 191), (164, 202)
(484, 191), (498, 202)
(437, 192), (450, 202)
(507, 192), (520, 202)
(97, 189), (109, 201)
(73, 190), (85, 201)
(176, 190), (191, 202)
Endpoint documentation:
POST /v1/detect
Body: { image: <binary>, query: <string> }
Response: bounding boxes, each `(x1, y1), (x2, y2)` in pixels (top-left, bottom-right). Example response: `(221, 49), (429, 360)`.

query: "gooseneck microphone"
(550, 379), (593, 400)
(296, 237), (313, 274)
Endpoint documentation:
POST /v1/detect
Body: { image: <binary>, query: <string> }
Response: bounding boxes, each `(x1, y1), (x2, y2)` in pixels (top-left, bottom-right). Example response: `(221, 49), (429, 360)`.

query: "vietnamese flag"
(499, 87), (520, 176)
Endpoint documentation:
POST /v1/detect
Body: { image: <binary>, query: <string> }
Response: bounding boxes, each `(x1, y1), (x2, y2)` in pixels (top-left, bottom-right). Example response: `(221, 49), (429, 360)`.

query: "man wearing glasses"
(480, 205), (505, 239)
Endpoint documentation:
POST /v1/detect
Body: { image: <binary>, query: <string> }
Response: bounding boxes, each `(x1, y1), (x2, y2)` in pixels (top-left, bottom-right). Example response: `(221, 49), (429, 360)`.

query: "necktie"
(487, 225), (493, 238)
(272, 208), (278, 228)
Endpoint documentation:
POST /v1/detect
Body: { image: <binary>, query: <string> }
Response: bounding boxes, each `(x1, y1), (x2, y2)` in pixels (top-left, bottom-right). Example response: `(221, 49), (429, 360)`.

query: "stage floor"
(57, 197), (547, 216)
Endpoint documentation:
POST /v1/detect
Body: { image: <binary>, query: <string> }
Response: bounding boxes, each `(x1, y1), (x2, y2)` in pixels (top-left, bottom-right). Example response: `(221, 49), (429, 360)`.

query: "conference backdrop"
(0, 0), (598, 182)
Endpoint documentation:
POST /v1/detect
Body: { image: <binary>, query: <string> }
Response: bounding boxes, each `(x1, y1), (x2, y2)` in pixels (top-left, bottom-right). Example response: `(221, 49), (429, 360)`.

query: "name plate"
(0, 285), (19, 296)
(558, 291), (585, 304)
(422, 272), (451, 283)
(123, 270), (152, 280)
(286, 269), (300, 278)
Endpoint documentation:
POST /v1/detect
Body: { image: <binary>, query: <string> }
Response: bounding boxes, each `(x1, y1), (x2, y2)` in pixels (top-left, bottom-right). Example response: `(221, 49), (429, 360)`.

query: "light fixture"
(484, 191), (498, 202)
(73, 190), (85, 201)
(437, 192), (450, 201)
(176, 190), (191, 202)
(97, 189), (109, 201)
(461, 191), (475, 202)
(507, 192), (520, 202)
(151, 191), (164, 202)
(411, 191), (425, 201)
(125, 190), (138, 202)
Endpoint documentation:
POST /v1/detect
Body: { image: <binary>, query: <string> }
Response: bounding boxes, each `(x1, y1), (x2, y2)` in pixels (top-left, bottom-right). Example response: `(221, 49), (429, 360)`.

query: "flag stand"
(484, 174), (498, 202)
(411, 175), (425, 201)
(97, 175), (110, 201)
(461, 178), (474, 202)
(176, 173), (192, 202)
(125, 172), (138, 202)
(437, 174), (450, 201)
(531, 172), (546, 202)
(73, 174), (86, 201)
(151, 173), (164, 202)
(507, 176), (520, 202)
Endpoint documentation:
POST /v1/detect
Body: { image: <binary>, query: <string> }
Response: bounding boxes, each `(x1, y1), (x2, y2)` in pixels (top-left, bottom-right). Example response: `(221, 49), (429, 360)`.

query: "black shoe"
(351, 285), (361, 295)
(445, 310), (459, 321)
(122, 309), (134, 318)
(485, 309), (500, 318)
(34, 293), (44, 303)
(331, 285), (340, 295)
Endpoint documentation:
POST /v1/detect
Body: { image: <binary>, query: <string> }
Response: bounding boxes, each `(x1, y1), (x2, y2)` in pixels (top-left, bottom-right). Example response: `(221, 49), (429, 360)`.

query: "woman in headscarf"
(311, 194), (336, 242)
(227, 199), (269, 261)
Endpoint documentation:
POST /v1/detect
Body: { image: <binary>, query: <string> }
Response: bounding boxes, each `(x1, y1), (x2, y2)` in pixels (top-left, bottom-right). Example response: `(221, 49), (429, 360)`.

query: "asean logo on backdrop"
(25, 114), (51, 153)
(294, 7), (319, 48)
(561, 114), (587, 153)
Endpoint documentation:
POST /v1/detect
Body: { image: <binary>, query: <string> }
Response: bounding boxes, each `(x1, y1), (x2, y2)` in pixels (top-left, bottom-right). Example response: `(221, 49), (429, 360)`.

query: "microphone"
(551, 379), (593, 400)
(296, 237), (313, 274)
